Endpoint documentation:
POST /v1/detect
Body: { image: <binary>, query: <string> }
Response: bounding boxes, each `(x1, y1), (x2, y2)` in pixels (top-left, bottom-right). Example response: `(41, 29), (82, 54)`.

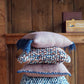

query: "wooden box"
(66, 19), (84, 32)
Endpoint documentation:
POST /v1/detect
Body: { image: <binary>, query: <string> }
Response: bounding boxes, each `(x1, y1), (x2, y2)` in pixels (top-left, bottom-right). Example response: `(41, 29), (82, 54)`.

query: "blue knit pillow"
(20, 74), (69, 84)
(17, 47), (71, 64)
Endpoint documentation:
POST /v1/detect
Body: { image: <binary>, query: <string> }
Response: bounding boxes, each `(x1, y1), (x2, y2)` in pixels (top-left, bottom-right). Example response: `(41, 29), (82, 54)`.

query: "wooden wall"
(7, 0), (84, 33)
(0, 0), (84, 84)
(7, 0), (74, 33)
(0, 0), (8, 84)
(75, 44), (84, 84)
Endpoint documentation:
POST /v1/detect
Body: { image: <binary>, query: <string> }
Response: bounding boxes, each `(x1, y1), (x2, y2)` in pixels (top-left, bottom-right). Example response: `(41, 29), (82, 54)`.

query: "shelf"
(5, 33), (84, 44)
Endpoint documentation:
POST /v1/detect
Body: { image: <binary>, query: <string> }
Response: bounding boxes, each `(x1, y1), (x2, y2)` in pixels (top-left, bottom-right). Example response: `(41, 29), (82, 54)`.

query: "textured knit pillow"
(20, 75), (69, 84)
(17, 47), (71, 64)
(17, 63), (71, 77)
(22, 31), (75, 51)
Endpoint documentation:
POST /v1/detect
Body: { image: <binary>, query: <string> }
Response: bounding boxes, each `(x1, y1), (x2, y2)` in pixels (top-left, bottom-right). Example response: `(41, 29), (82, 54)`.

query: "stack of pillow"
(17, 31), (75, 84)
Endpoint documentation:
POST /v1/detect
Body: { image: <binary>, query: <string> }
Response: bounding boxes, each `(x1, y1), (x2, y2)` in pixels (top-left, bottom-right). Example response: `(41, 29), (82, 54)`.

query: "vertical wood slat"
(75, 44), (78, 84)
(76, 44), (84, 84)
(8, 45), (16, 84)
(74, 0), (84, 19)
(12, 45), (16, 84)
(0, 0), (8, 84)
(8, 45), (13, 84)
(32, 0), (52, 31)
(71, 50), (75, 84)
(7, 0), (12, 33)
(7, 44), (24, 84)
(64, 49), (75, 84)
(8, 0), (75, 33)
(53, 0), (73, 32)
(15, 47), (24, 84)
(12, 0), (32, 33)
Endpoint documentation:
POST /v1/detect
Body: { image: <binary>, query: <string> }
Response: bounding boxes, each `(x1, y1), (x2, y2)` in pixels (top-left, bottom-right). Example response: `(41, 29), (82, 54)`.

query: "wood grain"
(7, 0), (84, 33)
(7, 45), (14, 84)
(0, 0), (8, 84)
(4, 0), (84, 84)
(74, 0), (84, 19)
(7, 0), (12, 33)
(12, 0), (32, 33)
(64, 49), (75, 84)
(15, 47), (24, 84)
(75, 44), (78, 84)
(32, 0), (52, 31)
(77, 44), (84, 84)
(53, 0), (73, 32)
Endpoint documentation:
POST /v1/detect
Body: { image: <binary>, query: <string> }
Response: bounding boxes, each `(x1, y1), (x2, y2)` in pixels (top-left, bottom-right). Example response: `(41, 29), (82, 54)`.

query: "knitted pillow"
(17, 63), (71, 77)
(17, 47), (71, 64)
(22, 31), (75, 51)
(20, 75), (69, 84)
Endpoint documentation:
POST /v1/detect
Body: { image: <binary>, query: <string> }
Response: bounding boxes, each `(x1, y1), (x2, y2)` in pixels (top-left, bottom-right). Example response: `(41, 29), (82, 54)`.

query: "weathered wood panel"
(15, 50), (24, 84)
(12, 0), (32, 33)
(7, 0), (84, 33)
(64, 49), (75, 84)
(0, 0), (8, 84)
(7, 0), (75, 33)
(8, 45), (15, 84)
(53, 0), (73, 32)
(8, 45), (24, 84)
(76, 44), (84, 84)
(7, 0), (12, 33)
(74, 0), (84, 19)
(32, 0), (52, 31)
(5, 0), (84, 84)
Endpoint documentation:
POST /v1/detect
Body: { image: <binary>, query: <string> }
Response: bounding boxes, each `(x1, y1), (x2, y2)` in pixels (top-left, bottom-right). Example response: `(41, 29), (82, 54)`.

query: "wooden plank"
(74, 0), (84, 19)
(7, 45), (24, 84)
(8, 45), (21, 84)
(7, 0), (12, 33)
(7, 45), (14, 84)
(32, 0), (52, 31)
(77, 44), (84, 84)
(0, 0), (8, 84)
(15, 46), (24, 84)
(0, 1), (7, 34)
(53, 0), (73, 32)
(5, 33), (84, 44)
(64, 49), (75, 84)
(75, 44), (78, 84)
(12, 0), (32, 33)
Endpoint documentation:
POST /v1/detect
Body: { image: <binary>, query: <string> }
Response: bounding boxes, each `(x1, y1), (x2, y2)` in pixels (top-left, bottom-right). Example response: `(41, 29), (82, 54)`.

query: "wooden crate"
(66, 19), (84, 32)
